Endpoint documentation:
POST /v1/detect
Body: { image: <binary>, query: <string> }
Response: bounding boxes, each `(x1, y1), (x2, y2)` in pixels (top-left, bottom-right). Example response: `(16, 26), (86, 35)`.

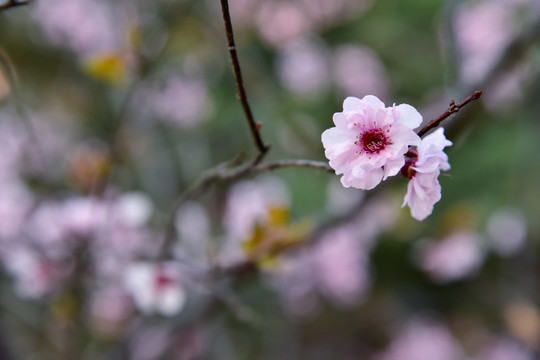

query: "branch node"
(417, 90), (483, 137)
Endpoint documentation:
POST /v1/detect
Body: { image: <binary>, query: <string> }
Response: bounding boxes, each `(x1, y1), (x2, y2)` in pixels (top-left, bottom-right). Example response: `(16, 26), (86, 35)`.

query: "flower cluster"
(322, 95), (452, 220)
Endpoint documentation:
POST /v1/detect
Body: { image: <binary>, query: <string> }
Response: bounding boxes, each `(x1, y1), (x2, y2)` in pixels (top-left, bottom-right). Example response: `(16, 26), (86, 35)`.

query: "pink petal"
(361, 95), (386, 110)
(394, 103), (423, 129)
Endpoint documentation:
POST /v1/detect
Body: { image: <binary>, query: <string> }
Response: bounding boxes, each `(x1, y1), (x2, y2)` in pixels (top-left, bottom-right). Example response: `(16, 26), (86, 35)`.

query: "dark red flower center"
(155, 270), (175, 289)
(358, 128), (389, 154)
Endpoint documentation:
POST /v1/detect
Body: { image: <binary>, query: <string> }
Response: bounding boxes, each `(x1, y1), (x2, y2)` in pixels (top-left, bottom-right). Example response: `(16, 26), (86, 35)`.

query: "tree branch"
(417, 90), (482, 137)
(254, 159), (333, 173)
(0, 0), (28, 12)
(159, 157), (333, 259)
(219, 0), (269, 159)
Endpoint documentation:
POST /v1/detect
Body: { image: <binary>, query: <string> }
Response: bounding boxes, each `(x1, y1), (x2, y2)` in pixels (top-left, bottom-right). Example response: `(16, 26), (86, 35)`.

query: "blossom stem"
(219, 0), (269, 160)
(254, 159), (334, 173)
(417, 90), (482, 138)
(0, 0), (28, 12)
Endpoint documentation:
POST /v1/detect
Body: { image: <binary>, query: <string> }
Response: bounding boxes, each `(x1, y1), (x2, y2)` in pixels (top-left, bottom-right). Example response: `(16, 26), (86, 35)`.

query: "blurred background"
(1, 0), (540, 359)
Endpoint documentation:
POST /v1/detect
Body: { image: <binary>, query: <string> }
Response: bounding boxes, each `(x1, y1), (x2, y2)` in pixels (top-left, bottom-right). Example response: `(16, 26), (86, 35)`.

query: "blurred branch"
(417, 90), (482, 137)
(254, 159), (333, 173)
(0, 0), (28, 12)
(0, 50), (46, 171)
(219, 0), (269, 159)
(89, 40), (172, 196)
(479, 11), (540, 91)
(447, 10), (540, 138)
(159, 156), (332, 259)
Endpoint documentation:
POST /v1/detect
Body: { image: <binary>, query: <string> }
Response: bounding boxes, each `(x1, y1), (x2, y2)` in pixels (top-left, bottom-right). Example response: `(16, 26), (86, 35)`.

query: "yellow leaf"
(268, 206), (290, 226)
(83, 53), (128, 85)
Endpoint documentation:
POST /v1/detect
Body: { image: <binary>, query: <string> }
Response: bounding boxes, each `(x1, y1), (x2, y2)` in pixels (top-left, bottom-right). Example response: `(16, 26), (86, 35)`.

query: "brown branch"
(417, 90), (482, 137)
(0, 0), (28, 12)
(158, 158), (333, 259)
(254, 159), (333, 173)
(219, 0), (269, 160)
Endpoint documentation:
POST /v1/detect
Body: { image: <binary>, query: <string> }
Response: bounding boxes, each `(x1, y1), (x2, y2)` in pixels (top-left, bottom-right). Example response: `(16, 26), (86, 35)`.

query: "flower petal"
(394, 103), (423, 129)
(361, 95), (386, 110)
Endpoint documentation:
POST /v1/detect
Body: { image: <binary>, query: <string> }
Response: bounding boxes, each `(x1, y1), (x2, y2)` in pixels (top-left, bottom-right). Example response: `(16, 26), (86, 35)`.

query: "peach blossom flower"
(322, 95), (422, 190)
(402, 128), (452, 220)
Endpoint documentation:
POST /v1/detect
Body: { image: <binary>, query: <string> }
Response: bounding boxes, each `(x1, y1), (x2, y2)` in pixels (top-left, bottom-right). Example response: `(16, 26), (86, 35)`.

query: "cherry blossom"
(486, 207), (527, 256)
(124, 262), (186, 316)
(221, 176), (289, 264)
(322, 95), (422, 190)
(375, 316), (463, 360)
(416, 230), (484, 283)
(402, 127), (452, 220)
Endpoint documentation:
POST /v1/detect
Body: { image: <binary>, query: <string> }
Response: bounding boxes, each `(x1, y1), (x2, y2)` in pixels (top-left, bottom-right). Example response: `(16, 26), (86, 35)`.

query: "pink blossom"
(147, 76), (212, 127)
(222, 176), (288, 264)
(255, 2), (310, 47)
(454, 0), (515, 84)
(124, 262), (186, 316)
(477, 337), (534, 360)
(402, 128), (452, 220)
(486, 207), (527, 256)
(277, 38), (329, 96)
(310, 226), (371, 305)
(0, 244), (71, 299)
(375, 316), (463, 360)
(90, 285), (132, 327)
(331, 45), (389, 100)
(322, 95), (422, 190)
(32, 0), (122, 57)
(416, 230), (484, 283)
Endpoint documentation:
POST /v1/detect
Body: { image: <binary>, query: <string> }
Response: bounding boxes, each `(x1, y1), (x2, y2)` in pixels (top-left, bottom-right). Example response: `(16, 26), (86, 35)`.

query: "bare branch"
(219, 0), (269, 159)
(0, 0), (28, 12)
(417, 90), (482, 137)
(254, 159), (333, 173)
(159, 157), (333, 259)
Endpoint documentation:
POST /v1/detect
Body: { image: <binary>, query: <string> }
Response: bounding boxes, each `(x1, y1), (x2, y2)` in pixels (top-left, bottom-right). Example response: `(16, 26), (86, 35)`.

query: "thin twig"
(219, 0), (269, 159)
(417, 90), (482, 137)
(255, 159), (333, 173)
(0, 0), (28, 12)
(0, 51), (47, 171)
(159, 157), (332, 259)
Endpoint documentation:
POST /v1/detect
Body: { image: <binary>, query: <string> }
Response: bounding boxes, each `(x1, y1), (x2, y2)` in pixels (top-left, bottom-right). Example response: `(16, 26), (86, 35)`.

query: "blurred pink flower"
(271, 197), (397, 315)
(124, 261), (186, 316)
(0, 244), (71, 298)
(32, 0), (122, 57)
(147, 77), (212, 127)
(322, 95), (422, 190)
(454, 0), (515, 84)
(417, 230), (484, 283)
(0, 181), (33, 239)
(486, 207), (527, 256)
(402, 128), (452, 220)
(298, 0), (372, 24)
(222, 176), (288, 263)
(276, 38), (329, 96)
(310, 226), (371, 305)
(60, 196), (108, 237)
(229, 0), (260, 27)
(477, 337), (534, 360)
(256, 2), (310, 47)
(375, 316), (463, 360)
(90, 285), (132, 325)
(331, 45), (389, 100)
